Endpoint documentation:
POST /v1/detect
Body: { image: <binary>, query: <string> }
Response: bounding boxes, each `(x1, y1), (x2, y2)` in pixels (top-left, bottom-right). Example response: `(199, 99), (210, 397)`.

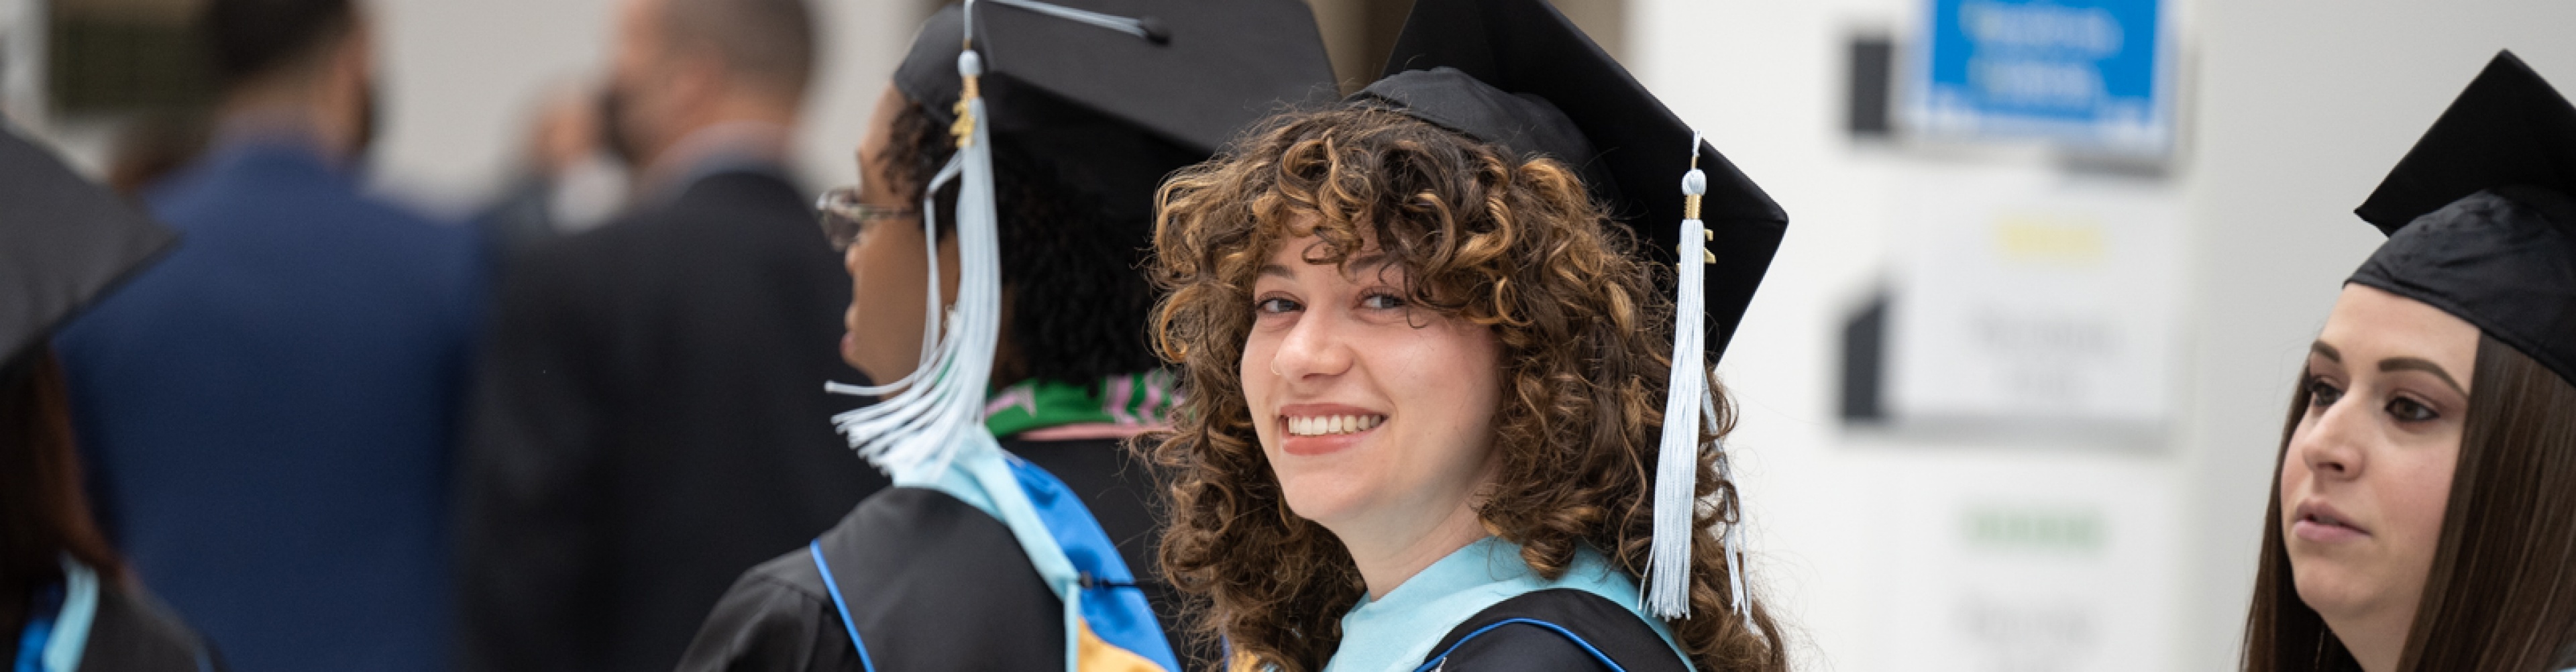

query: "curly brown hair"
(1144, 106), (1787, 672)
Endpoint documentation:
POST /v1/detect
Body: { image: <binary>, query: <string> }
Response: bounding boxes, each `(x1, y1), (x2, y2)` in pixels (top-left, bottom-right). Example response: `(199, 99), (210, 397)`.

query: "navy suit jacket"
(54, 137), (486, 672)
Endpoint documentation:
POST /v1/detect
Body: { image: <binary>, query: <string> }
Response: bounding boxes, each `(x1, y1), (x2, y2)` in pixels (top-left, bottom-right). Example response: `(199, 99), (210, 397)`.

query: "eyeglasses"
(815, 186), (921, 251)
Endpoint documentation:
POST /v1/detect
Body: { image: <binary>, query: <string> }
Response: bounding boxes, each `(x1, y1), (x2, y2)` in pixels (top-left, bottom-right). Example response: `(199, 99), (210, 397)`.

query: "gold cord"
(951, 73), (980, 149)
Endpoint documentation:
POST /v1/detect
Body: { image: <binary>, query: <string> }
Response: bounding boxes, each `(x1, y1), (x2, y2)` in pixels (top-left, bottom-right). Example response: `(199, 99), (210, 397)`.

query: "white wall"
(1627, 0), (2576, 670)
(366, 0), (616, 211)
(301, 0), (916, 214)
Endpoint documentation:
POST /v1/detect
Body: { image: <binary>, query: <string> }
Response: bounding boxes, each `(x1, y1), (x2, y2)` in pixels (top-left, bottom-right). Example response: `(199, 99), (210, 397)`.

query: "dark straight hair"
(2242, 332), (2576, 672)
(0, 349), (125, 594)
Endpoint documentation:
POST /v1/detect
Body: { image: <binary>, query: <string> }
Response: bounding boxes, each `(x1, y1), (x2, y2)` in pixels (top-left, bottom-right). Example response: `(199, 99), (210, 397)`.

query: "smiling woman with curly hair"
(1140, 2), (1792, 671)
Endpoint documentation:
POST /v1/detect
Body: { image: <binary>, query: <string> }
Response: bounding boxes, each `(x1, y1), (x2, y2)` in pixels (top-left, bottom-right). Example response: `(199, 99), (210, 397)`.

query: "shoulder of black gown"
(78, 582), (225, 672)
(1422, 589), (1690, 672)
(682, 486), (1064, 672)
(674, 546), (849, 672)
(824, 486), (1063, 670)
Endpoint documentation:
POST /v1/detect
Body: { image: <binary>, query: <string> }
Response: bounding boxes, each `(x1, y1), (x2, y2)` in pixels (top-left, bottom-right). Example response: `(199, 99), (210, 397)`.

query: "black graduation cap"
(0, 121), (178, 366)
(1356, 0), (1787, 361)
(893, 0), (1336, 221)
(2348, 50), (2576, 386)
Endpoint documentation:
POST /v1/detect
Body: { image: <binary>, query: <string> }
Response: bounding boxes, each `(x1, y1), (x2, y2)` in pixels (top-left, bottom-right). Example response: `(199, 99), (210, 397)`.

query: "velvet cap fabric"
(2351, 50), (2576, 386)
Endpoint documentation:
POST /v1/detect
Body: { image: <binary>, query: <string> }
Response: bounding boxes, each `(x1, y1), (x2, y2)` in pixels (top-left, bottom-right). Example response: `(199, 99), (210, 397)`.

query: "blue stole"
(1320, 537), (1689, 672)
(11, 557), (98, 672)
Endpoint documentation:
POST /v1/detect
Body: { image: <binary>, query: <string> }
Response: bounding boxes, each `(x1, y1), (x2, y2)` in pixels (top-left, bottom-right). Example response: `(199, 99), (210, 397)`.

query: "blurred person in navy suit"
(48, 0), (486, 670)
(453, 0), (880, 669)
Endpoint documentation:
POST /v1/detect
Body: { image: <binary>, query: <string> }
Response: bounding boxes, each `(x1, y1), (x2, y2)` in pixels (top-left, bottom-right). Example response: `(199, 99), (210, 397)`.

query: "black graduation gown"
(76, 582), (227, 672)
(1420, 590), (1690, 672)
(455, 167), (891, 672)
(674, 435), (1202, 671)
(5, 580), (228, 672)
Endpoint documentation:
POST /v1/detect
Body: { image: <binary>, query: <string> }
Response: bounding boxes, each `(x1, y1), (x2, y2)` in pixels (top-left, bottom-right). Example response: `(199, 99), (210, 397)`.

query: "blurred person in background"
(46, 0), (488, 669)
(3, 121), (221, 672)
(2239, 52), (2576, 672)
(474, 84), (631, 262)
(454, 0), (881, 669)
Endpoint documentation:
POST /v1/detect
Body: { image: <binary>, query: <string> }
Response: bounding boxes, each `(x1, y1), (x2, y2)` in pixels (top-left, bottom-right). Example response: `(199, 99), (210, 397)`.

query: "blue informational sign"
(1909, 0), (2171, 154)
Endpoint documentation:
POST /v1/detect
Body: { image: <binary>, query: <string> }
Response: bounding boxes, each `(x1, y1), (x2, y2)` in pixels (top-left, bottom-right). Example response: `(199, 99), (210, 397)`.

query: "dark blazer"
(456, 166), (889, 672)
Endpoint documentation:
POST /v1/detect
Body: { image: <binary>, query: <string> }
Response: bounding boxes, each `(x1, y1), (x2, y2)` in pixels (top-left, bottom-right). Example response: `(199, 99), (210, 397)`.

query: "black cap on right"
(1353, 0), (1786, 362)
(1, 122), (177, 366)
(2349, 50), (2576, 386)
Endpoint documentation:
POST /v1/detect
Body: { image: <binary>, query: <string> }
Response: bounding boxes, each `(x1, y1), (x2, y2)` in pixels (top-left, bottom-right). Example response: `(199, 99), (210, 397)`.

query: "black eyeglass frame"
(814, 186), (922, 251)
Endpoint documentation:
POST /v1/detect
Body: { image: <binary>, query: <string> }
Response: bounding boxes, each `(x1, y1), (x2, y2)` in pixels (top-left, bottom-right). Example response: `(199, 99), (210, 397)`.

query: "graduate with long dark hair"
(1, 123), (221, 672)
(2239, 51), (2576, 672)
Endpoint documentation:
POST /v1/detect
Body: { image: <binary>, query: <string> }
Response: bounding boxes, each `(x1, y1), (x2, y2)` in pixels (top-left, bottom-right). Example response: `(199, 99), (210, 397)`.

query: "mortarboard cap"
(893, 0), (1336, 222)
(0, 122), (178, 366)
(1350, 0), (1788, 623)
(1357, 0), (1787, 361)
(2349, 50), (2576, 386)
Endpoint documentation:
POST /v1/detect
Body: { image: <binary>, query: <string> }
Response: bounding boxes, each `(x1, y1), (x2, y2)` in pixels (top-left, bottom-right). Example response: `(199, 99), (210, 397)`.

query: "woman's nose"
(1271, 308), (1353, 382)
(2295, 398), (2366, 480)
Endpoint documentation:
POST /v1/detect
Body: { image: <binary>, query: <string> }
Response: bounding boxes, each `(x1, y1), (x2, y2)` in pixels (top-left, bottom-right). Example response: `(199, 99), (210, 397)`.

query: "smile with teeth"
(1286, 414), (1385, 437)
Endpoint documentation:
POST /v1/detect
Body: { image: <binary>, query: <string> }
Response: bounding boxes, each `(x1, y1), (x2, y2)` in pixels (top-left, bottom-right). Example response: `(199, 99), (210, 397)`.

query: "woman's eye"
(2385, 396), (2440, 423)
(1360, 292), (1406, 310)
(2305, 377), (2344, 408)
(1255, 297), (1302, 315)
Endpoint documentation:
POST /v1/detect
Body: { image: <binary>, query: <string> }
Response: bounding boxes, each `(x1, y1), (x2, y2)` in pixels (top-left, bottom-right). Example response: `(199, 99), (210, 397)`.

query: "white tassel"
(1644, 136), (1712, 620)
(823, 47), (1005, 484)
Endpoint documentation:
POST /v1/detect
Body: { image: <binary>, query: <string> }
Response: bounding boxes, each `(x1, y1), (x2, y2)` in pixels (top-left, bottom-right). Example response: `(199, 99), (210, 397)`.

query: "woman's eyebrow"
(2379, 357), (2468, 396)
(2311, 341), (2341, 362)
(1258, 264), (1293, 279)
